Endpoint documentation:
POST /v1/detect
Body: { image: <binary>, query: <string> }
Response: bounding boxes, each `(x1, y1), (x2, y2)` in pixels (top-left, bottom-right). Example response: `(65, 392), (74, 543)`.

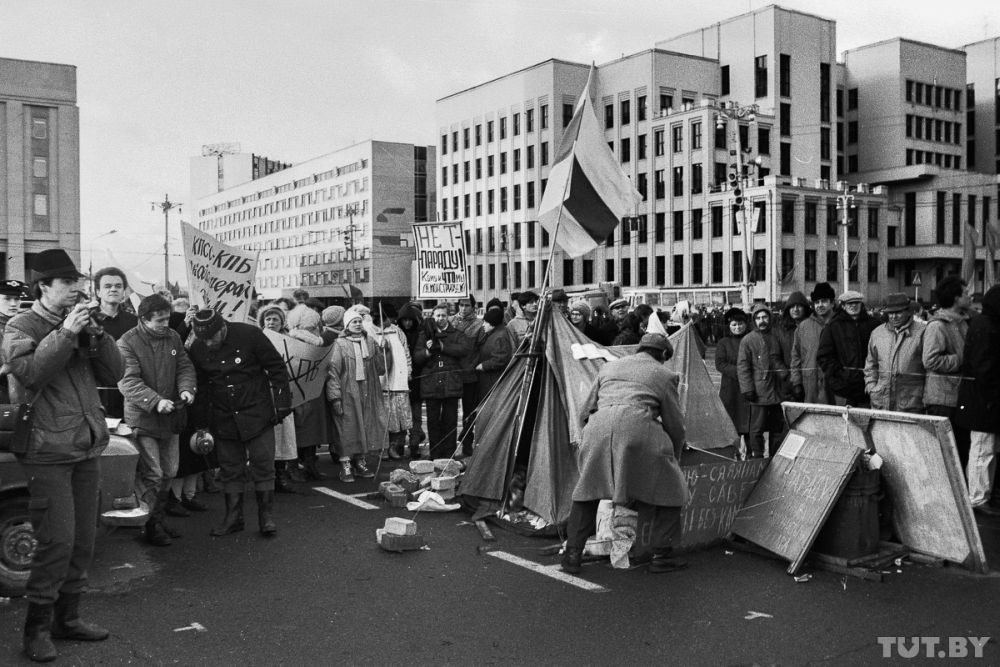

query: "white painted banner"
(262, 329), (334, 409)
(181, 221), (258, 322)
(413, 221), (467, 299)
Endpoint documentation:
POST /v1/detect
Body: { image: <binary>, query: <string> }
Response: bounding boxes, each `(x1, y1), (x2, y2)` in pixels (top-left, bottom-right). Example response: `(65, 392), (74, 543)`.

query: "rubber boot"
(155, 485), (181, 538)
(560, 547), (583, 575)
(23, 602), (57, 662)
(210, 492), (245, 536)
(51, 592), (109, 641)
(256, 490), (277, 537)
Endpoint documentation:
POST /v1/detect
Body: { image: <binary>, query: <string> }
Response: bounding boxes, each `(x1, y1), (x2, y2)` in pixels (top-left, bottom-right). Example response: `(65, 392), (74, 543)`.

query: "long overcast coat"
(572, 353), (689, 508)
(326, 332), (387, 457)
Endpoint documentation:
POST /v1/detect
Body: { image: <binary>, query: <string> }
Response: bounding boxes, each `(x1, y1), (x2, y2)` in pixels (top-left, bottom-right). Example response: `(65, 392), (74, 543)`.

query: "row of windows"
(441, 105), (562, 155)
(259, 268), (370, 289)
(441, 182), (542, 220)
(441, 145), (549, 185)
(904, 149), (962, 169)
(201, 177), (371, 228)
(905, 79), (962, 111)
(905, 115), (962, 144)
(604, 92), (698, 129)
(202, 162), (369, 217)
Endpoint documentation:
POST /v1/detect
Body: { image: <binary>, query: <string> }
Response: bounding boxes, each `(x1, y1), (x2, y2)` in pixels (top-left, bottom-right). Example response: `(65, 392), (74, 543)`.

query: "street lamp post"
(837, 184), (857, 290)
(717, 102), (759, 307)
(344, 203), (362, 304)
(151, 194), (181, 288)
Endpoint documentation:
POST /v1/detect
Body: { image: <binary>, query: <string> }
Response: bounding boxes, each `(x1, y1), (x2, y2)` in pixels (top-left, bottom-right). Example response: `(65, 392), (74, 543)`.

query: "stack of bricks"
(376, 517), (425, 552)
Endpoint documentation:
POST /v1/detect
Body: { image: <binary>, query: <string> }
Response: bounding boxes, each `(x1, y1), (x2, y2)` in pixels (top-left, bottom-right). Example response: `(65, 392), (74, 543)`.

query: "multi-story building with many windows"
(437, 6), (891, 308)
(963, 36), (1000, 177)
(843, 38), (998, 297)
(0, 57), (80, 281)
(192, 140), (434, 303)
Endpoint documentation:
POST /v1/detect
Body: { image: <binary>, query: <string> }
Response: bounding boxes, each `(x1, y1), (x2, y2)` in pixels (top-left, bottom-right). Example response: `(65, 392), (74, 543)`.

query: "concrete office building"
(963, 36), (1000, 176)
(438, 6), (890, 308)
(190, 144), (292, 201)
(843, 38), (999, 299)
(192, 140), (434, 303)
(0, 57), (80, 281)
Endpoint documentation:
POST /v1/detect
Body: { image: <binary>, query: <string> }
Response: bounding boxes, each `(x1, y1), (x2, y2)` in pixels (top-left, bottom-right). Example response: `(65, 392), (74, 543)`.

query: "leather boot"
(51, 592), (109, 641)
(210, 492), (245, 536)
(560, 547), (583, 575)
(256, 490), (277, 537)
(23, 602), (57, 662)
(155, 485), (181, 538)
(648, 551), (688, 574)
(144, 519), (172, 547)
(388, 433), (404, 460)
(274, 462), (296, 494)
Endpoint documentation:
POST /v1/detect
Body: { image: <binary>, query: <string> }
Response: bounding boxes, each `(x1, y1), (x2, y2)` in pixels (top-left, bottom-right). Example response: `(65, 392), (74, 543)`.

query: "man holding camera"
(3, 248), (124, 662)
(413, 304), (472, 458)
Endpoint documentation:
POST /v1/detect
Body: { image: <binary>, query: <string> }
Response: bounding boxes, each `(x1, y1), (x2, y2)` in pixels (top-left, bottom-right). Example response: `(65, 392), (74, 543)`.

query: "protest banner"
(181, 221), (258, 322)
(413, 221), (467, 299)
(262, 329), (334, 409)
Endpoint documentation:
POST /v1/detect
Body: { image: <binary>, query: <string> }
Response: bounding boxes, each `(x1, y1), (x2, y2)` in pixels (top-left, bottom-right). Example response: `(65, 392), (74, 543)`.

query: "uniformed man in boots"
(187, 309), (291, 537)
(3, 249), (124, 662)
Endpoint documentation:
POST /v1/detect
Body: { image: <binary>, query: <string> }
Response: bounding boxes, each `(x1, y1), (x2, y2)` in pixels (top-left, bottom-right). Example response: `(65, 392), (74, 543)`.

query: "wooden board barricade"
(731, 429), (862, 574)
(783, 403), (988, 573)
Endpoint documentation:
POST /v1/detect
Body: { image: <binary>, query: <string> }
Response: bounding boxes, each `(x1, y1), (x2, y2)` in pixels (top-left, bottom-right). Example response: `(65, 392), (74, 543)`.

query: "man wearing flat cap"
(186, 309), (291, 538)
(817, 290), (880, 407)
(864, 293), (927, 413)
(3, 248), (124, 661)
(562, 332), (689, 576)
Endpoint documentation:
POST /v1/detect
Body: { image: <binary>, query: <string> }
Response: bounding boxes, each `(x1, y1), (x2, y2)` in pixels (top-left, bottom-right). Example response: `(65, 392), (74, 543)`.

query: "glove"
(331, 399), (344, 416)
(742, 391), (757, 403)
(273, 407), (292, 425)
(791, 384), (805, 401)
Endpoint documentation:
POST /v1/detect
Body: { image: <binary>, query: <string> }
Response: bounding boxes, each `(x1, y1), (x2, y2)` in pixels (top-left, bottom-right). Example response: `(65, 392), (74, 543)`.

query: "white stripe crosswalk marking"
(313, 486), (379, 510)
(486, 551), (609, 593)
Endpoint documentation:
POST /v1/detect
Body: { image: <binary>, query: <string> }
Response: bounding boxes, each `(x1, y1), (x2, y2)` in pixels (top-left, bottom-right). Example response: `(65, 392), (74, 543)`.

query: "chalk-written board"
(784, 403), (988, 573)
(731, 430), (862, 574)
(631, 458), (768, 559)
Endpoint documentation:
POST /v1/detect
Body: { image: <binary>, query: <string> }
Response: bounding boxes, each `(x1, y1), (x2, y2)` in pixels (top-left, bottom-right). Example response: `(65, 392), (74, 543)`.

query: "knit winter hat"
(258, 304), (286, 330)
(322, 306), (345, 328)
(569, 300), (592, 320)
(343, 306), (366, 327)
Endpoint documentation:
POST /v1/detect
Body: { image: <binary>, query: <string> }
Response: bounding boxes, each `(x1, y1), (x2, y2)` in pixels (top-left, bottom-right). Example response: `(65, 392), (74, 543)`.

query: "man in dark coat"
(450, 295), (485, 457)
(187, 310), (291, 537)
(715, 307), (751, 441)
(474, 309), (513, 420)
(737, 303), (789, 458)
(413, 304), (472, 458)
(956, 285), (1000, 516)
(817, 290), (880, 407)
(774, 291), (811, 368)
(3, 249), (124, 662)
(562, 333), (689, 575)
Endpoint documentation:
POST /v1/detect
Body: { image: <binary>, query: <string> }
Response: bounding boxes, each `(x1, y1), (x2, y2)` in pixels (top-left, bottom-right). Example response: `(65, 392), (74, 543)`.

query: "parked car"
(0, 417), (147, 596)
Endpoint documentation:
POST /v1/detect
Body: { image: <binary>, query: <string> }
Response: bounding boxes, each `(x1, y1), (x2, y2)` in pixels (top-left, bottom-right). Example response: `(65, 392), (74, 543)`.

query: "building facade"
(0, 57), (80, 281)
(437, 6), (891, 309)
(192, 140), (434, 303)
(190, 144), (292, 202)
(963, 36), (1000, 176)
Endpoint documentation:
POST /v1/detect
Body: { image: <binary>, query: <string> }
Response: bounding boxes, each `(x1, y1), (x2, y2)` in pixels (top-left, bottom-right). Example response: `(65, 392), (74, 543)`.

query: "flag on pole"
(962, 222), (977, 287)
(537, 65), (641, 258)
(985, 221), (999, 289)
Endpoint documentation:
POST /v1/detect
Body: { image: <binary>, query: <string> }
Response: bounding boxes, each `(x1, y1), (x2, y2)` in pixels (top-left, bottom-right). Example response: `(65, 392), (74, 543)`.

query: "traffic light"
(728, 164), (744, 207)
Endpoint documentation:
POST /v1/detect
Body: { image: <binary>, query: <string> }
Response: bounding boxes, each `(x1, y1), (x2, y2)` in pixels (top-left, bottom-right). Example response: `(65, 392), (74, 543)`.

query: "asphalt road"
(1, 452), (999, 666)
(2, 346), (999, 665)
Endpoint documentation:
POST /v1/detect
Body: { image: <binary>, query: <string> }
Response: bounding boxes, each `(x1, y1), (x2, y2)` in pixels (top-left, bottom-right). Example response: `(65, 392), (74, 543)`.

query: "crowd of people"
(4, 245), (1000, 659)
(714, 278), (1000, 519)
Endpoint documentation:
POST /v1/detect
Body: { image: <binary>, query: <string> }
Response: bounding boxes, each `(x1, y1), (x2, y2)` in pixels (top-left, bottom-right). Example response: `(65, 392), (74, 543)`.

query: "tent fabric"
(462, 312), (739, 526)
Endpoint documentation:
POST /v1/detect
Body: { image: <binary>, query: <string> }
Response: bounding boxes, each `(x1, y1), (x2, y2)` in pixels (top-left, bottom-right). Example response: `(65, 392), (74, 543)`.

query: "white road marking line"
(486, 551), (609, 593)
(313, 486), (379, 510)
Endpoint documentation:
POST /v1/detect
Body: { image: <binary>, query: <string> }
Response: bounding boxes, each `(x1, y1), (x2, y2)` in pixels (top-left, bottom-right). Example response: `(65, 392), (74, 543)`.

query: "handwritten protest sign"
(262, 329), (334, 409)
(181, 221), (258, 322)
(413, 221), (467, 299)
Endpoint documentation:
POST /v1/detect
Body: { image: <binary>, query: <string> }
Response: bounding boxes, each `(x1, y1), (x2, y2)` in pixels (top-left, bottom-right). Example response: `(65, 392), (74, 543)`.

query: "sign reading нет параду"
(413, 221), (467, 299)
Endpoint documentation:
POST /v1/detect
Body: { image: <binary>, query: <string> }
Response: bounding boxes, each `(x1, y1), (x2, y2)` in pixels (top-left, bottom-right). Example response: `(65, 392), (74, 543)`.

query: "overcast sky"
(2, 0), (998, 285)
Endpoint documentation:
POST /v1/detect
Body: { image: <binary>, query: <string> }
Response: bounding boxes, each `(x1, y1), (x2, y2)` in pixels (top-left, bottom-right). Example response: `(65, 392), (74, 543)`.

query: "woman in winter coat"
(568, 300), (602, 343)
(611, 313), (642, 346)
(373, 303), (412, 460)
(287, 306), (332, 482)
(258, 304), (299, 490)
(474, 309), (514, 418)
(397, 302), (425, 457)
(117, 294), (197, 546)
(715, 307), (751, 441)
(327, 306), (387, 482)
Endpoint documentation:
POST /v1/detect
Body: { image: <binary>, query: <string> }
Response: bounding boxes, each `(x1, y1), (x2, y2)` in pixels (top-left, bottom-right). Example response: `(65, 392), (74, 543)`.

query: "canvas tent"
(462, 305), (739, 527)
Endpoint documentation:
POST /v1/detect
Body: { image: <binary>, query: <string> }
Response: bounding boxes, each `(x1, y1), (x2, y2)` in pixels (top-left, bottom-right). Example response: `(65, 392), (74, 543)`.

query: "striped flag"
(985, 221), (999, 288)
(962, 222), (977, 287)
(537, 65), (641, 258)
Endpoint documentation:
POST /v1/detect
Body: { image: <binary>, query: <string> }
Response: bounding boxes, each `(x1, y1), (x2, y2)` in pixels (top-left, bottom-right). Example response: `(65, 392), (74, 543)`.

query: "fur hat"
(483, 309), (504, 327)
(192, 309), (224, 338)
(485, 297), (504, 312)
(322, 305), (345, 328)
(724, 307), (748, 323)
(289, 306), (322, 334)
(569, 300), (592, 320)
(810, 282), (836, 302)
